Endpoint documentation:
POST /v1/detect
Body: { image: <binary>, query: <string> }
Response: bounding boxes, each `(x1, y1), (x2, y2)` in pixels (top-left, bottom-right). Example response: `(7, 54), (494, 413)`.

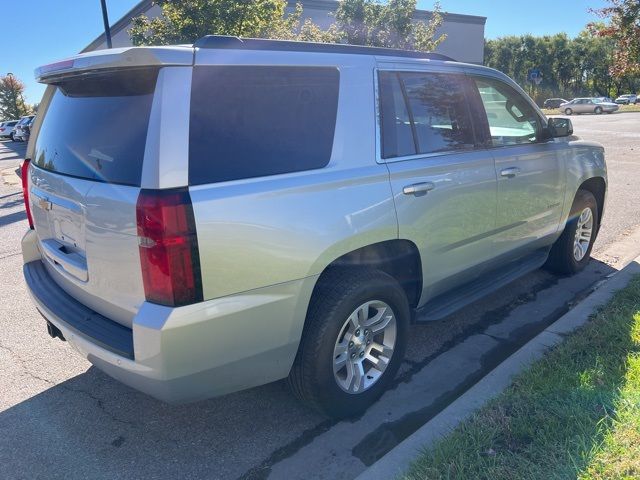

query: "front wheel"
(564, 108), (573, 115)
(594, 106), (603, 114)
(545, 189), (598, 274)
(288, 268), (409, 418)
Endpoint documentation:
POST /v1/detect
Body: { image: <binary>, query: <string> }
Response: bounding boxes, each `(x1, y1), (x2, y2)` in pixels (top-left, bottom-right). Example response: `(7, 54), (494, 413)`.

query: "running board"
(414, 249), (550, 323)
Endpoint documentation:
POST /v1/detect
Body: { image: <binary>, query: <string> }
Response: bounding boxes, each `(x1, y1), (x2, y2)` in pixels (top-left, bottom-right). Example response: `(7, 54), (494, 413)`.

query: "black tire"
(288, 267), (410, 418)
(9, 133), (14, 141)
(564, 108), (573, 115)
(545, 189), (598, 275)
(594, 106), (603, 114)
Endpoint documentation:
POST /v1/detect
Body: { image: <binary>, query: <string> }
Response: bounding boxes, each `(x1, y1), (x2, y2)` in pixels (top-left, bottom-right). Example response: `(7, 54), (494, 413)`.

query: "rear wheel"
(9, 133), (14, 141)
(594, 106), (603, 114)
(564, 108), (573, 115)
(288, 268), (409, 418)
(545, 189), (598, 274)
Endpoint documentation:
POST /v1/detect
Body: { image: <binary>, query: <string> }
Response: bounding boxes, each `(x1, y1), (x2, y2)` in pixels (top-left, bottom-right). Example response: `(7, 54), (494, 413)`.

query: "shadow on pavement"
(0, 140), (27, 165)
(0, 194), (24, 211)
(0, 364), (323, 480)
(0, 210), (26, 227)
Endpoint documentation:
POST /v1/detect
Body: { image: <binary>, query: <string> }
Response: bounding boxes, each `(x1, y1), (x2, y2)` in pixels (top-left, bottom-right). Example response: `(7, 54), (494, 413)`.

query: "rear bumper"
(22, 229), (316, 403)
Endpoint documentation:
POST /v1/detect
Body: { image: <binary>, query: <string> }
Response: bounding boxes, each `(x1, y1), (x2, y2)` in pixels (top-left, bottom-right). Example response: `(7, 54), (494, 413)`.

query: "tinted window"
(33, 69), (157, 186)
(474, 77), (540, 146)
(379, 71), (475, 158)
(189, 66), (339, 185)
(401, 73), (475, 154)
(379, 72), (416, 158)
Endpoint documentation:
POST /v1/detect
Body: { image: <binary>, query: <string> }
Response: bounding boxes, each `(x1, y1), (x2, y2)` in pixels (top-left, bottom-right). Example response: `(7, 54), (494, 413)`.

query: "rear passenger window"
(379, 71), (475, 159)
(473, 77), (541, 146)
(189, 66), (339, 185)
(379, 72), (416, 158)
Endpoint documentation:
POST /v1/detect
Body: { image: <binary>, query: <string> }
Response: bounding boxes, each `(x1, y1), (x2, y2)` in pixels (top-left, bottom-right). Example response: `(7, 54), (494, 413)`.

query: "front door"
(378, 69), (498, 305)
(470, 75), (566, 258)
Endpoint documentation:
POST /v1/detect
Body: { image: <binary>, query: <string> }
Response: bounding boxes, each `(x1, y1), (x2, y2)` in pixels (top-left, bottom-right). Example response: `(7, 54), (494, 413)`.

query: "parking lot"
(1, 113), (640, 480)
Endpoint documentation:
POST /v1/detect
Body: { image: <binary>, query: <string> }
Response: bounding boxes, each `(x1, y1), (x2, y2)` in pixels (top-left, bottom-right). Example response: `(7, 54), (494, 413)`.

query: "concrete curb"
(356, 258), (640, 480)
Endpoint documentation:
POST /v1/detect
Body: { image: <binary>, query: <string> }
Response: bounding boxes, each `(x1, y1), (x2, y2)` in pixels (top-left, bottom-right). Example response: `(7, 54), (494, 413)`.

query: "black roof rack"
(193, 35), (455, 62)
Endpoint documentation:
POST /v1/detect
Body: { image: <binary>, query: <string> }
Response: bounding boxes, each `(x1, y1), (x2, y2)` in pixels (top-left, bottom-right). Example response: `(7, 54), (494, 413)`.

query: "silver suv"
(22, 37), (606, 418)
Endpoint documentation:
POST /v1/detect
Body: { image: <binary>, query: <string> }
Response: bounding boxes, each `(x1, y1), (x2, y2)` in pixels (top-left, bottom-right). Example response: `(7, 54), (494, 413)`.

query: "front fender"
(560, 140), (607, 228)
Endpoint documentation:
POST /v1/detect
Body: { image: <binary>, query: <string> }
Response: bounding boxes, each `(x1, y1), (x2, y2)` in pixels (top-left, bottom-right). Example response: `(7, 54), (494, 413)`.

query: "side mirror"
(548, 117), (573, 137)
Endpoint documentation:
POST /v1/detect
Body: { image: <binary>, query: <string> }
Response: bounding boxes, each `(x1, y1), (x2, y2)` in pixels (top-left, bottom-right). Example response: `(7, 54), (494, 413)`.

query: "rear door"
(378, 68), (498, 304)
(470, 75), (566, 258)
(28, 69), (159, 327)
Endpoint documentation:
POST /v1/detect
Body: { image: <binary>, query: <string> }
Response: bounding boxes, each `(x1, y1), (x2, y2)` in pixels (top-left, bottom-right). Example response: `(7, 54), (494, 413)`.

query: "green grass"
(403, 276), (640, 480)
(541, 104), (640, 116)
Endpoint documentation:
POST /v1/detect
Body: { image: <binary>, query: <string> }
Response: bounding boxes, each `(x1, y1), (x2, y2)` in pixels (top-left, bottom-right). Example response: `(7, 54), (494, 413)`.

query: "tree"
(130, 0), (447, 52)
(482, 29), (637, 104)
(334, 0), (446, 51)
(0, 75), (30, 120)
(589, 0), (640, 77)
(129, 0), (302, 45)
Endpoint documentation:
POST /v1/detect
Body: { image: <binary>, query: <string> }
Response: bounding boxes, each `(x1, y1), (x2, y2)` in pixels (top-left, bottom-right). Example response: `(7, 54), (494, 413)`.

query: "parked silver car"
(22, 37), (606, 417)
(615, 94), (638, 104)
(559, 98), (619, 115)
(0, 120), (18, 140)
(13, 115), (35, 141)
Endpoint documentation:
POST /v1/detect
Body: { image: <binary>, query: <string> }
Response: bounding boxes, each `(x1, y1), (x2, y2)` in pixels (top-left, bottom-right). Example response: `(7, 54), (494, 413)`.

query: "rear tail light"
(21, 159), (34, 229)
(136, 188), (203, 307)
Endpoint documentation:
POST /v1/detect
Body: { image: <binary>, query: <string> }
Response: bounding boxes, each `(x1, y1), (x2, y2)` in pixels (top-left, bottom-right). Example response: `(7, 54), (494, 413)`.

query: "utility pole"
(100, 0), (112, 48)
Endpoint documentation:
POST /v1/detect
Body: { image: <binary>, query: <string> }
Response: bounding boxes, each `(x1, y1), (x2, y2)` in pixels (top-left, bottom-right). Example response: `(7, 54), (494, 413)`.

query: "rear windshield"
(189, 66), (339, 185)
(33, 69), (158, 186)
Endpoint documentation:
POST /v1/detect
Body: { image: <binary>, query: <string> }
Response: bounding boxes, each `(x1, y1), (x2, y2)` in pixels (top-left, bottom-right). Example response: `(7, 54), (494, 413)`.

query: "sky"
(1, 0), (609, 105)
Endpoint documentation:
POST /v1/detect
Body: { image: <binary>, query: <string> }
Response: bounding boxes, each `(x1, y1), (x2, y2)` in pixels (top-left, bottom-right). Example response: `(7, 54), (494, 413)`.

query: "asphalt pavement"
(1, 113), (639, 480)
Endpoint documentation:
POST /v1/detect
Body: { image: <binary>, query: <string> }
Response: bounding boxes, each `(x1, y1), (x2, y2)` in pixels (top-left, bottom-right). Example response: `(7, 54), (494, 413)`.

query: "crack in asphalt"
(0, 341), (137, 428)
(0, 251), (21, 260)
(0, 342), (58, 387)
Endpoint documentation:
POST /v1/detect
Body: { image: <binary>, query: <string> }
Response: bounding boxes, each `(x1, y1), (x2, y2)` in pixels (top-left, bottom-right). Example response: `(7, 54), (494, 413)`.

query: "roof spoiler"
(35, 46), (194, 83)
(193, 35), (455, 62)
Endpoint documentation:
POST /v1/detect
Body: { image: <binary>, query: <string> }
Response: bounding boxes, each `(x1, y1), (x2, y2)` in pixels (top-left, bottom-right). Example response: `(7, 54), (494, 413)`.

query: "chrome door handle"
(403, 182), (435, 196)
(500, 167), (521, 178)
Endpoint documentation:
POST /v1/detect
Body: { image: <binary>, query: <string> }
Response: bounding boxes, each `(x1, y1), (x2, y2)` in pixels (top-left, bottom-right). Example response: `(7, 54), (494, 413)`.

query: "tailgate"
(28, 69), (158, 328)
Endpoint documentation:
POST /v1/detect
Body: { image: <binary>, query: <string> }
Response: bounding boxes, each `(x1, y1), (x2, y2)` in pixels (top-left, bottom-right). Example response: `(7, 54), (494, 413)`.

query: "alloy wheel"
(573, 207), (594, 261)
(332, 300), (396, 394)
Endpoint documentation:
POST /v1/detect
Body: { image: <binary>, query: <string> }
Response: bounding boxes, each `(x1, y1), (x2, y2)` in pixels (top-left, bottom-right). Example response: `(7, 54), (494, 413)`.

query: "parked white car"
(615, 94), (638, 105)
(0, 120), (19, 140)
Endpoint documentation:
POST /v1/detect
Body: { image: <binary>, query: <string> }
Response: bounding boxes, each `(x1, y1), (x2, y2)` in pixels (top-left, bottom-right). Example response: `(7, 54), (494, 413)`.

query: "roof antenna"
(100, 0), (113, 49)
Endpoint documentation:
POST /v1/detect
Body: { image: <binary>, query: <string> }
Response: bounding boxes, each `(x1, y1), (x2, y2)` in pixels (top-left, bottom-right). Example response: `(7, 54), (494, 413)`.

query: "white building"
(84, 0), (486, 64)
